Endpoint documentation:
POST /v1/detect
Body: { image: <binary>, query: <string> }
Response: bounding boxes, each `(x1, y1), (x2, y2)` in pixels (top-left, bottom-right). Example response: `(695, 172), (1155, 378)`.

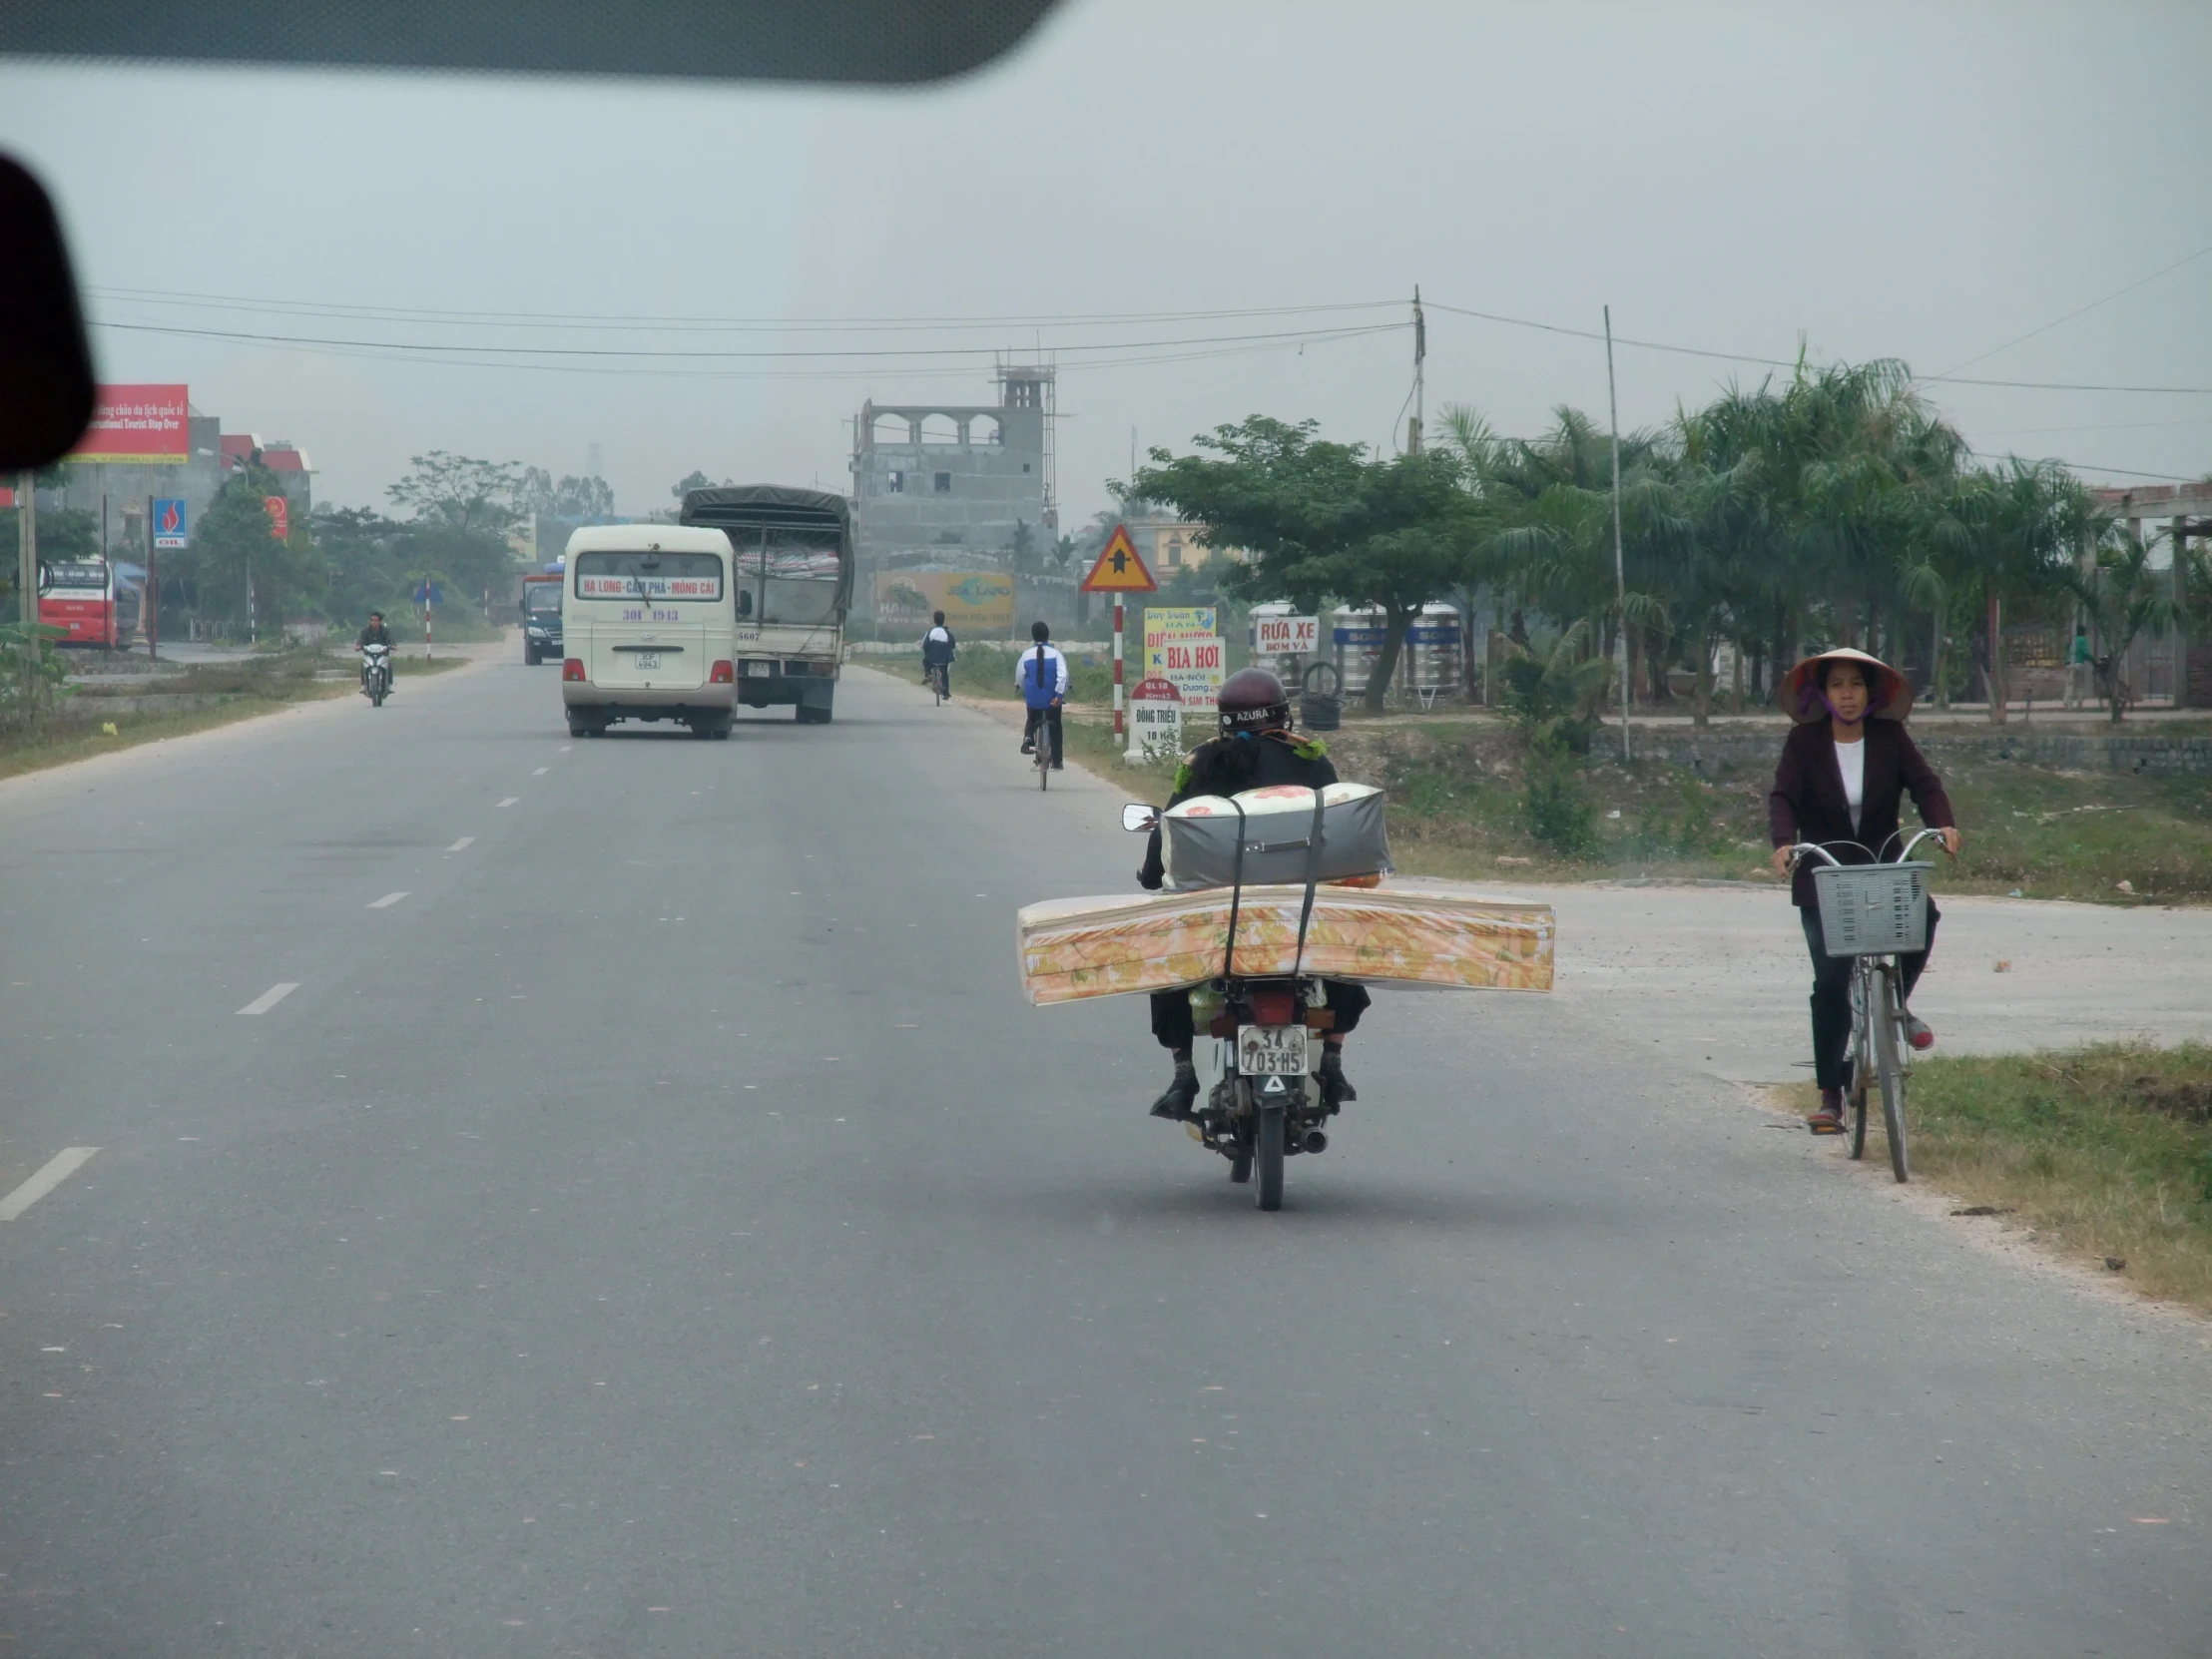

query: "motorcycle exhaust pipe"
(1302, 1130), (1329, 1155)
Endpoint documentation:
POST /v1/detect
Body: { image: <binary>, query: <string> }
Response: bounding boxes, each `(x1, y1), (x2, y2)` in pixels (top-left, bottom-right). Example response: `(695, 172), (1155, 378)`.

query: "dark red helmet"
(1218, 667), (1291, 736)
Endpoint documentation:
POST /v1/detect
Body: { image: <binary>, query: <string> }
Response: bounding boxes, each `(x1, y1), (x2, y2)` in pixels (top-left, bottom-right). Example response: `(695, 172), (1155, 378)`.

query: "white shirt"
(1834, 736), (1866, 834)
(924, 625), (952, 645)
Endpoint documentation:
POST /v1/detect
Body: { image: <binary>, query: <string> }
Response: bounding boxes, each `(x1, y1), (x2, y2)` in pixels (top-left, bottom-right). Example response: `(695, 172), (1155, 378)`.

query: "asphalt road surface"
(2, 658), (2206, 1658)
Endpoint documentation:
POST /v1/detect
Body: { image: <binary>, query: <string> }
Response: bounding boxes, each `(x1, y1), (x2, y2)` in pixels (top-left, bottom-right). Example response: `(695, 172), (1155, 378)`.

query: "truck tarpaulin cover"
(680, 484), (853, 613)
(69, 383), (189, 464)
(1015, 878), (1554, 1005)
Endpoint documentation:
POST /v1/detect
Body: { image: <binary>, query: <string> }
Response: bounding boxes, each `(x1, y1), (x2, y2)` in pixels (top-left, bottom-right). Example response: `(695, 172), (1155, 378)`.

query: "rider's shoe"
(1904, 1014), (1935, 1051)
(1148, 1062), (1201, 1121)
(1808, 1087), (1846, 1134)
(1020, 739), (1035, 755)
(1318, 1047), (1357, 1109)
(1050, 761), (1065, 771)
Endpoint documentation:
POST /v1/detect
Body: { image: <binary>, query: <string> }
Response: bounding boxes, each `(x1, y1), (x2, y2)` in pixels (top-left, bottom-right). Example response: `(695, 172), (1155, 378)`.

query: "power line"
(89, 316), (1400, 361)
(1926, 242), (2212, 380)
(83, 316), (1403, 381)
(85, 285), (1402, 334)
(1425, 297), (2212, 395)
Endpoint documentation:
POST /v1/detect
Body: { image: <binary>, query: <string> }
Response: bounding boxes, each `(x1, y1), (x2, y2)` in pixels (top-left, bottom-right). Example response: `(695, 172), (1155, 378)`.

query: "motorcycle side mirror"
(1121, 804), (1158, 832)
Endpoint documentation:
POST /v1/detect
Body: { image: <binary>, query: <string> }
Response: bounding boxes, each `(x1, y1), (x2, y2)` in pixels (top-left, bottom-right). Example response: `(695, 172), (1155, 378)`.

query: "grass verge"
(1782, 1043), (2212, 1312)
(0, 654), (468, 783)
(1326, 722), (2212, 901)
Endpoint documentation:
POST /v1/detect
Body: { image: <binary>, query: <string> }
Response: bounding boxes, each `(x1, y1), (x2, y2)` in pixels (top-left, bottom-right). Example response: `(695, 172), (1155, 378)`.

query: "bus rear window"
(573, 551), (723, 601)
(40, 562), (107, 592)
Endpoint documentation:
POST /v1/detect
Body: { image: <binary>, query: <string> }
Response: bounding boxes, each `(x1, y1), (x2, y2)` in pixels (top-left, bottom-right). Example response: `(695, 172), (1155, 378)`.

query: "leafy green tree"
(2071, 528), (2185, 723)
(671, 470), (732, 500)
(1129, 417), (1484, 711)
(191, 464), (324, 631)
(389, 452), (527, 604)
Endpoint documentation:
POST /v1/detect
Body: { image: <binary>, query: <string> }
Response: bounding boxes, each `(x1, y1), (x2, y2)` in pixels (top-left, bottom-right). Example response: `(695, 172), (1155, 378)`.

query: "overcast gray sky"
(5, 0), (2209, 520)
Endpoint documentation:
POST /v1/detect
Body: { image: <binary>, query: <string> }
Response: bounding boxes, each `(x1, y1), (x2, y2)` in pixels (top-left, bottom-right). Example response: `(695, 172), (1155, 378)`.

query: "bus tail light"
(562, 658), (587, 682)
(710, 660), (735, 684)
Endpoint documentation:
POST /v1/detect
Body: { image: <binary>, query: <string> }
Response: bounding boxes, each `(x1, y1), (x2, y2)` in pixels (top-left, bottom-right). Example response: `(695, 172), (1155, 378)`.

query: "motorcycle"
(1121, 801), (1341, 1212)
(360, 643), (393, 707)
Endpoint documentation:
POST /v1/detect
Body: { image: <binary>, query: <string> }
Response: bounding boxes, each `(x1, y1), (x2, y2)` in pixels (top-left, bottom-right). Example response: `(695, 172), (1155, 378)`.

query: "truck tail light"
(562, 658), (586, 682)
(710, 659), (734, 684)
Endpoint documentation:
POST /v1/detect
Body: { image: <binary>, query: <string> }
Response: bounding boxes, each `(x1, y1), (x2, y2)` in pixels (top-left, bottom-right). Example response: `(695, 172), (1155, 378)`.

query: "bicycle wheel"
(1037, 736), (1051, 790)
(1873, 965), (1910, 1182)
(1254, 1104), (1285, 1211)
(1847, 965), (1871, 1161)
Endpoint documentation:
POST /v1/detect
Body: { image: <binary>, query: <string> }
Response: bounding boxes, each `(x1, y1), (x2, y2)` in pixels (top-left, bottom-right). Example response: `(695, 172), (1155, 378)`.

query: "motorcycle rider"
(355, 611), (395, 695)
(921, 610), (957, 691)
(1136, 666), (1368, 1121)
(1016, 620), (1067, 769)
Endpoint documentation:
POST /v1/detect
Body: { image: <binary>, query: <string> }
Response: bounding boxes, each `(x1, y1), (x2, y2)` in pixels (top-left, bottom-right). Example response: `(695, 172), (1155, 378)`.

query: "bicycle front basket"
(1811, 861), (1932, 957)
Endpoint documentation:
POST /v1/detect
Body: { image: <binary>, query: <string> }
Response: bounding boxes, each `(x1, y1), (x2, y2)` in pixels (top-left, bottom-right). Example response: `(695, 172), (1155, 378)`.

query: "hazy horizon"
(5, 0), (2208, 524)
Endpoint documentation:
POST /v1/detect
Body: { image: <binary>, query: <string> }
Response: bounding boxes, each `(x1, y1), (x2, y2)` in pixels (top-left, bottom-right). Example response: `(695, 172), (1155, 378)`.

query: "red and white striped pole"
(1113, 600), (1126, 745)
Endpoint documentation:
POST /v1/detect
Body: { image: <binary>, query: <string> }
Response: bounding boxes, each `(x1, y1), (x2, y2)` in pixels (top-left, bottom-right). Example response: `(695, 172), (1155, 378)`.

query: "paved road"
(1, 660), (2206, 1657)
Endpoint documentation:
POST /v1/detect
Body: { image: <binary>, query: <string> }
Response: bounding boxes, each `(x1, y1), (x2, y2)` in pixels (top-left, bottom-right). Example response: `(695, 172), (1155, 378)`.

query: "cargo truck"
(679, 485), (851, 725)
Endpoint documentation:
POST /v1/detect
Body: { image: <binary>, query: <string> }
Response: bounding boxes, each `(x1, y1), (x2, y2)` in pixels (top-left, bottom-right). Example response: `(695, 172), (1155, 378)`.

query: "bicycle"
(927, 659), (951, 705)
(1786, 828), (1950, 1182)
(1033, 710), (1054, 790)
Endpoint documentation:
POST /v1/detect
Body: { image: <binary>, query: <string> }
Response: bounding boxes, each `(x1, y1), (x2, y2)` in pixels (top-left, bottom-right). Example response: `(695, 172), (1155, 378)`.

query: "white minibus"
(559, 526), (738, 738)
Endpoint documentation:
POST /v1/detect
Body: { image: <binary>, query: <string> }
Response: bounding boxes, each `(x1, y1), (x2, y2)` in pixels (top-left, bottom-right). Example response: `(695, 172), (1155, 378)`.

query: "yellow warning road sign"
(1079, 523), (1158, 594)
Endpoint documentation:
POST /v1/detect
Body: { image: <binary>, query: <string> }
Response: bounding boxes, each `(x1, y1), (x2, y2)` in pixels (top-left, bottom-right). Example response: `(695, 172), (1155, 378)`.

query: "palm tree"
(2071, 526), (2184, 723)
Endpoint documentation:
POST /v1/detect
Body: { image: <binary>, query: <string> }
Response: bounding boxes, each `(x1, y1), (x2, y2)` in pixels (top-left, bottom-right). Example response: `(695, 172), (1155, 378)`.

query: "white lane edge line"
(237, 981), (299, 1016)
(0, 1147), (100, 1222)
(447, 836), (475, 852)
(367, 891), (410, 909)
(532, 767), (549, 776)
(497, 797), (520, 808)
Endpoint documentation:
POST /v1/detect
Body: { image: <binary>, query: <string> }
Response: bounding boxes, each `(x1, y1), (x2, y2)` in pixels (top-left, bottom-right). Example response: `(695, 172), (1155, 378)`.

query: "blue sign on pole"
(153, 497), (189, 549)
(411, 581), (445, 606)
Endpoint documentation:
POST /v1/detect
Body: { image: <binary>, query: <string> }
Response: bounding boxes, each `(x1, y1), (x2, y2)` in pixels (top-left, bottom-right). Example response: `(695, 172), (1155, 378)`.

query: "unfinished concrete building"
(850, 363), (1054, 617)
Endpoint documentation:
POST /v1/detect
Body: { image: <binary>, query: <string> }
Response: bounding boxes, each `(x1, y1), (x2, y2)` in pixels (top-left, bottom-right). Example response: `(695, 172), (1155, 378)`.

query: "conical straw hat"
(1777, 647), (1913, 725)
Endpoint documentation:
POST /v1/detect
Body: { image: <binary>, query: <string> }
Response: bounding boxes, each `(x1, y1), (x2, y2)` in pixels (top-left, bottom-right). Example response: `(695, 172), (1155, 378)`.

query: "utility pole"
(17, 470), (37, 695)
(1407, 285), (1425, 455)
(1604, 305), (1631, 763)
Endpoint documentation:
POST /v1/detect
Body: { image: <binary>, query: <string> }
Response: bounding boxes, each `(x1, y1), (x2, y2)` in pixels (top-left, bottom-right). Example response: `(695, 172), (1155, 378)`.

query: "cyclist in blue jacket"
(1016, 620), (1067, 770)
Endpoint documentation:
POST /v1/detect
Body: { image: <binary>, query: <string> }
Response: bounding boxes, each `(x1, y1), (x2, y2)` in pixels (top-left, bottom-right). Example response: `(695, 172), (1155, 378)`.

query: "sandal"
(1808, 1089), (1846, 1135)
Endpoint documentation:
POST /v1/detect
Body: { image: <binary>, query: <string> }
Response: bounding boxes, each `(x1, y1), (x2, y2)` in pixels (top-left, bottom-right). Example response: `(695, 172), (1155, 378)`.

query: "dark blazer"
(1768, 718), (1954, 907)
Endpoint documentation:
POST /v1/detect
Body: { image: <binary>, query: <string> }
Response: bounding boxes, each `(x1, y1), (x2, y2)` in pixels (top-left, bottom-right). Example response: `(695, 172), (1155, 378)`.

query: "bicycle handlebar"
(1785, 830), (1955, 872)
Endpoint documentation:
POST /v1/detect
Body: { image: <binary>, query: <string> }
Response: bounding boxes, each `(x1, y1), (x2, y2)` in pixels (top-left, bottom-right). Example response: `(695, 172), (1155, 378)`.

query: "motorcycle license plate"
(1237, 1024), (1310, 1076)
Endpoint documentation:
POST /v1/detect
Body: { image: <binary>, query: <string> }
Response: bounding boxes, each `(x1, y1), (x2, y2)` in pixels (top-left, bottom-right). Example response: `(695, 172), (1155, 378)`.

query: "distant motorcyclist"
(921, 610), (957, 690)
(1016, 620), (1067, 770)
(356, 612), (395, 650)
(1136, 667), (1368, 1121)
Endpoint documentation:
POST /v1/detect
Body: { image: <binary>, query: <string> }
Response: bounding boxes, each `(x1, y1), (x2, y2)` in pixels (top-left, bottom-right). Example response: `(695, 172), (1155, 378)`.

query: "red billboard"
(264, 495), (289, 541)
(70, 383), (190, 464)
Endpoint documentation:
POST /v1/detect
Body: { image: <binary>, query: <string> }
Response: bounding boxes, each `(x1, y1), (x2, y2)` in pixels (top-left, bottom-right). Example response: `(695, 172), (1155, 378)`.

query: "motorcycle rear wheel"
(1254, 1107), (1285, 1211)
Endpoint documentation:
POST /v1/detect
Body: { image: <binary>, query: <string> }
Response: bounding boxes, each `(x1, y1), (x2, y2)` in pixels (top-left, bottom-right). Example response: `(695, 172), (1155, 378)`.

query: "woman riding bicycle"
(1767, 648), (1961, 1135)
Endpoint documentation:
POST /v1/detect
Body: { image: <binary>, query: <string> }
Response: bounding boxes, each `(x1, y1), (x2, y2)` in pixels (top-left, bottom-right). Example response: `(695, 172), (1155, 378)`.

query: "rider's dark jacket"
(1767, 717), (1952, 909)
(1137, 728), (1336, 890)
(356, 621), (395, 649)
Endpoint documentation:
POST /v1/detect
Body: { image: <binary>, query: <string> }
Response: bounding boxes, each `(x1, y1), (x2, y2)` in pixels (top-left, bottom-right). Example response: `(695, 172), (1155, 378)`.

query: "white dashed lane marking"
(0, 1148), (101, 1221)
(532, 767), (549, 776)
(237, 982), (299, 1016)
(497, 798), (520, 809)
(447, 836), (475, 852)
(367, 891), (410, 909)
